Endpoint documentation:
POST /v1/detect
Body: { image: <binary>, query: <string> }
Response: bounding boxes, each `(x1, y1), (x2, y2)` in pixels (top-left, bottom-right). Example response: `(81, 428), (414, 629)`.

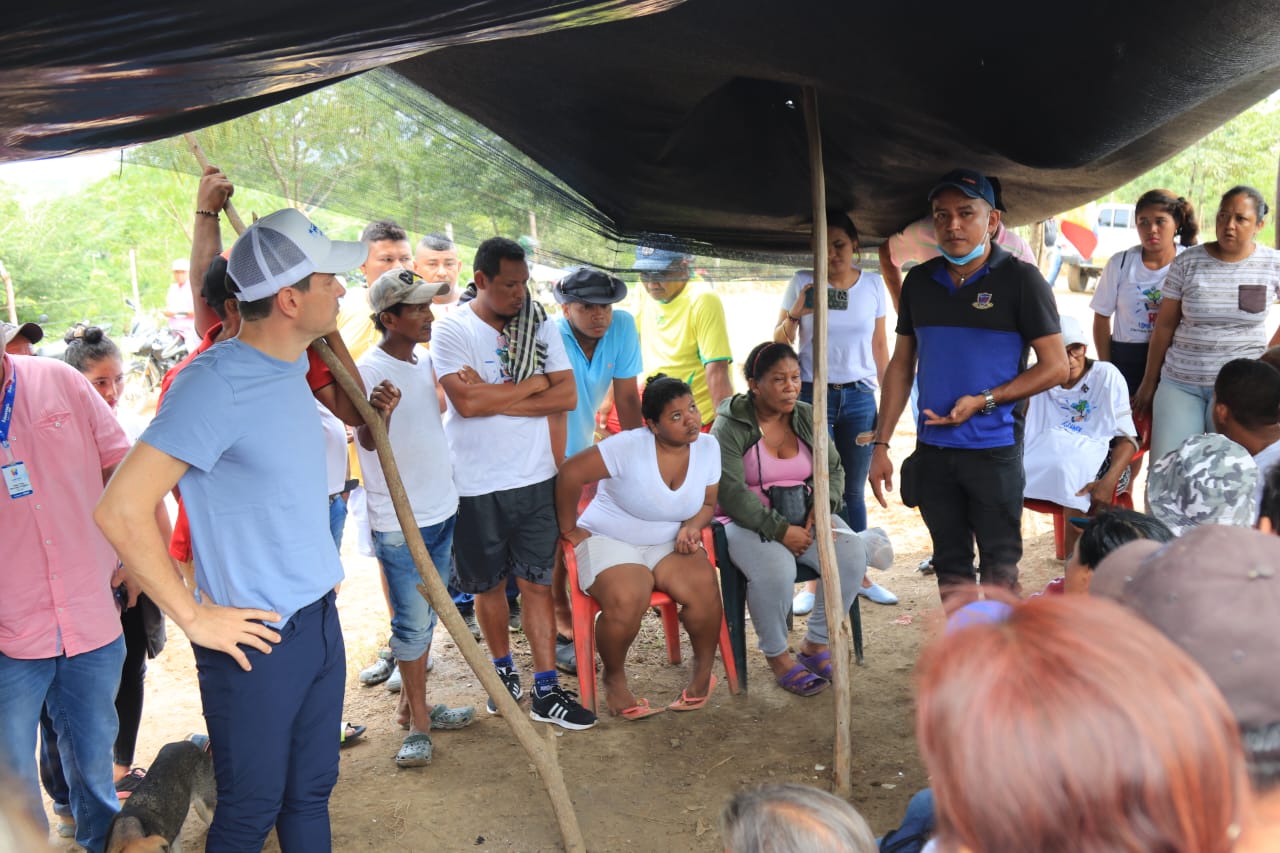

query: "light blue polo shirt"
(557, 309), (644, 457)
(140, 339), (343, 627)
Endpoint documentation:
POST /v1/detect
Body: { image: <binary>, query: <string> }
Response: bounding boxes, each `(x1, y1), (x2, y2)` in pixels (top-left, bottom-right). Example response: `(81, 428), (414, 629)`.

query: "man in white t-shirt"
(431, 237), (596, 730)
(355, 269), (477, 767)
(1212, 358), (1280, 517)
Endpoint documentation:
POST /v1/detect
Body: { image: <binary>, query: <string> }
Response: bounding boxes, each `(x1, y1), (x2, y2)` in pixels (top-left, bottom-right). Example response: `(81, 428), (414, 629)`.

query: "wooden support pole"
(311, 339), (586, 853)
(182, 133), (248, 234)
(802, 85), (854, 798)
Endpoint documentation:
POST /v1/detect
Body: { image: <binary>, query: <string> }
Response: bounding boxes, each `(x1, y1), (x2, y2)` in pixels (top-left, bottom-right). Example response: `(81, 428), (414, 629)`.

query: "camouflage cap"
(1147, 433), (1258, 536)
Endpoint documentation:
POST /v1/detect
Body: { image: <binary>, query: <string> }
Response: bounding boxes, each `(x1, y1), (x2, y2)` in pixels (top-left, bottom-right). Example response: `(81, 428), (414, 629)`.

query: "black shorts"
(453, 477), (557, 594)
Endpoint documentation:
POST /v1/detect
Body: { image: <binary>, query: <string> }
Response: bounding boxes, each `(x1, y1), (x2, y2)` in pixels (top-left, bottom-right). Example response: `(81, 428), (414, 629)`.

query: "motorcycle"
(120, 309), (190, 409)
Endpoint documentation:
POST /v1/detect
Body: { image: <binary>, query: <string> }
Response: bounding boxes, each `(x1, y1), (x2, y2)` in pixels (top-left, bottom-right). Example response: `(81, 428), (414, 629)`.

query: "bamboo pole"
(801, 86), (854, 798)
(182, 133), (248, 234)
(213, 195), (586, 851)
(311, 341), (586, 851)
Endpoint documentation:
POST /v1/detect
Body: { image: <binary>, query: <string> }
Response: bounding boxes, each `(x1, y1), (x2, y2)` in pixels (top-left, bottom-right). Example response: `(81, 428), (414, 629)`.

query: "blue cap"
(928, 169), (996, 208)
(633, 243), (692, 273)
(945, 600), (1014, 635)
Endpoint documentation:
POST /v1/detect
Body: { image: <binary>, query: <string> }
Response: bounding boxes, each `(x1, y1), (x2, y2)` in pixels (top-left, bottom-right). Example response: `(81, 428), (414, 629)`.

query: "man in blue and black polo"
(869, 169), (1068, 594)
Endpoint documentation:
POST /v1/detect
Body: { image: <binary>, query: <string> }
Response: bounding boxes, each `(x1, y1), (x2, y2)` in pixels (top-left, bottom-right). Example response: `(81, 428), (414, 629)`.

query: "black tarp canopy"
(5, 1), (1280, 250)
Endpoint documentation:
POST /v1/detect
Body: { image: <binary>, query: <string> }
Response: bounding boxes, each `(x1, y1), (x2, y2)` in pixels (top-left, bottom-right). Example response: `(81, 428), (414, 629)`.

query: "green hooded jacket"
(710, 393), (845, 543)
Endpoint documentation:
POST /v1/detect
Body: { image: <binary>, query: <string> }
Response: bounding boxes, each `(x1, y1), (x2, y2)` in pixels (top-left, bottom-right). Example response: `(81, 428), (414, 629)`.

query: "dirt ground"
(46, 431), (1069, 853)
(46, 287), (1103, 851)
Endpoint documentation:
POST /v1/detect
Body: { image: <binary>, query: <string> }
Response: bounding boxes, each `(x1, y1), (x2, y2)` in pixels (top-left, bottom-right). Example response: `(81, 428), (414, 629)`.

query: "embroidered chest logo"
(972, 292), (994, 310)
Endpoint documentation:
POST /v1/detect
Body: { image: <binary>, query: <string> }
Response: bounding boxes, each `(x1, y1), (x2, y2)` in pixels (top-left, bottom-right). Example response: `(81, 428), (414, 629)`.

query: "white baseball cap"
(227, 209), (365, 302)
(1059, 314), (1089, 349)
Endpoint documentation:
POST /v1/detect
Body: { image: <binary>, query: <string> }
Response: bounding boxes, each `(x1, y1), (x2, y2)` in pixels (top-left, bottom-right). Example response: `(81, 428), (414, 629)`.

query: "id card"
(3, 460), (32, 499)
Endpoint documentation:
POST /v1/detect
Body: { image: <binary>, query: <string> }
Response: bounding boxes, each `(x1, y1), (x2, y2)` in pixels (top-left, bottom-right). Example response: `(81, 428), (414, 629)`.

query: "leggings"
(114, 602), (148, 766)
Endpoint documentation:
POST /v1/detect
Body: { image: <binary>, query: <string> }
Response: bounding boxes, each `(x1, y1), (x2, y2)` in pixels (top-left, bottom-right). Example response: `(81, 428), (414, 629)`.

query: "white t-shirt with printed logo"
(1089, 245), (1184, 344)
(579, 429), (721, 546)
(431, 303), (571, 496)
(1023, 360), (1136, 512)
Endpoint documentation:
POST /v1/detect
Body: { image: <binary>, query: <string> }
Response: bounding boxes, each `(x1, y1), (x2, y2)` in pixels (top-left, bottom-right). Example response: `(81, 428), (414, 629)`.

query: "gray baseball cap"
(368, 268), (447, 313)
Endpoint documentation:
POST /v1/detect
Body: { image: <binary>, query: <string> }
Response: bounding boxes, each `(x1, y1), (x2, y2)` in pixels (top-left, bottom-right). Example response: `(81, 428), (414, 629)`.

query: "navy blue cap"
(928, 169), (996, 208)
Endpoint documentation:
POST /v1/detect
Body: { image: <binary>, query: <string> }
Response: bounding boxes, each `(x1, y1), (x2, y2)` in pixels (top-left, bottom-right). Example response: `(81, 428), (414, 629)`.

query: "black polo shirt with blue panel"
(897, 243), (1060, 449)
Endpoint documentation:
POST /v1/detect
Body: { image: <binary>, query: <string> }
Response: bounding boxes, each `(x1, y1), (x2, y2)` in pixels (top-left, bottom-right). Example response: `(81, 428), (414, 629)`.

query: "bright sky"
(0, 149), (124, 199)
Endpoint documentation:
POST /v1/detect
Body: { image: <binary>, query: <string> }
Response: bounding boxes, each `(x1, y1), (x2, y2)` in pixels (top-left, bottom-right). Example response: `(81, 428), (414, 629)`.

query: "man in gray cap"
(354, 268), (475, 768)
(550, 266), (644, 671)
(869, 168), (1067, 594)
(1094, 525), (1280, 846)
(2, 320), (43, 356)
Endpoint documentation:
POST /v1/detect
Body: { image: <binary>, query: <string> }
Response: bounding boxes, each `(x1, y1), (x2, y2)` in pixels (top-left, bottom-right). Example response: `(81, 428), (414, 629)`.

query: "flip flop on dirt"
(796, 649), (833, 681)
(614, 698), (665, 721)
(668, 673), (718, 712)
(777, 664), (828, 697)
(340, 722), (366, 748)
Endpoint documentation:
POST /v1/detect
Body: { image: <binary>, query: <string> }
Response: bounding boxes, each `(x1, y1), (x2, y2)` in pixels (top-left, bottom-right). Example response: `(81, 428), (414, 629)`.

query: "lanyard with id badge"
(1, 375), (33, 499)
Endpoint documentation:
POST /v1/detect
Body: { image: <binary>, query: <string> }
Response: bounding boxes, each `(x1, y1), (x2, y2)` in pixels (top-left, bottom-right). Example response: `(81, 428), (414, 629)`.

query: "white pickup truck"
(1060, 203), (1139, 292)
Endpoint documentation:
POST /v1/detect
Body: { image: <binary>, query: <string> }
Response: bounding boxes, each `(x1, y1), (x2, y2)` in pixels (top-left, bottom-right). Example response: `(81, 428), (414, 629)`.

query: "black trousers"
(914, 442), (1024, 591)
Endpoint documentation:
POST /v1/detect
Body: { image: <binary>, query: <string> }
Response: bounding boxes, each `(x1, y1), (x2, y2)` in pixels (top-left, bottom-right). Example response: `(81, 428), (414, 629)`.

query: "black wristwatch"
(981, 389), (997, 414)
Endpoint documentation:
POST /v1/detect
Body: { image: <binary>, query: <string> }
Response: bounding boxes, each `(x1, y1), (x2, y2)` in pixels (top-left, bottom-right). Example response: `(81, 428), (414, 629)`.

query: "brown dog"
(105, 741), (215, 853)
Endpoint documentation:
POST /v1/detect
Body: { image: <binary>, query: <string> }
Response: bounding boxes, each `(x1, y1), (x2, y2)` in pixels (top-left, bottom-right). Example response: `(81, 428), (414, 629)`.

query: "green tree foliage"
(1109, 95), (1280, 245)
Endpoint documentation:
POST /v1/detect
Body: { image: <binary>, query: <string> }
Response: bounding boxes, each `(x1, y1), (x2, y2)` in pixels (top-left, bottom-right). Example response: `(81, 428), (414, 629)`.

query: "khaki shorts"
(573, 535), (678, 593)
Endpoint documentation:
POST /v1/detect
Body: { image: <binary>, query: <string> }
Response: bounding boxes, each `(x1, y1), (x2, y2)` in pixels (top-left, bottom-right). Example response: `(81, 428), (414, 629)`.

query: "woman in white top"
(774, 210), (894, 607)
(1134, 186), (1280, 463)
(555, 375), (724, 719)
(1090, 189), (1199, 397)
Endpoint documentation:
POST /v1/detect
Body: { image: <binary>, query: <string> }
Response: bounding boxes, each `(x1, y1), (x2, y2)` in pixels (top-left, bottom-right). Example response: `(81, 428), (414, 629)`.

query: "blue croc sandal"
(430, 704), (476, 730)
(395, 732), (433, 768)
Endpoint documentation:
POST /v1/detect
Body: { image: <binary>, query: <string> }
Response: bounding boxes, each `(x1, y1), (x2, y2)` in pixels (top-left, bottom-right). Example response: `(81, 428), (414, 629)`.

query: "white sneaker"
(791, 590), (816, 616)
(859, 583), (899, 605)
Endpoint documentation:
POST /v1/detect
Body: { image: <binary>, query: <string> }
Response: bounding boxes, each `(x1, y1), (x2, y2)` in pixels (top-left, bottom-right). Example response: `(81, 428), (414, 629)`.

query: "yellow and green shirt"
(637, 282), (732, 424)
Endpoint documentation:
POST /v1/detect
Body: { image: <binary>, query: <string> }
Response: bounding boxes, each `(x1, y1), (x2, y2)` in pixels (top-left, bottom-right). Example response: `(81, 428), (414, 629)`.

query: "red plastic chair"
(562, 527), (740, 714)
(1024, 425), (1149, 559)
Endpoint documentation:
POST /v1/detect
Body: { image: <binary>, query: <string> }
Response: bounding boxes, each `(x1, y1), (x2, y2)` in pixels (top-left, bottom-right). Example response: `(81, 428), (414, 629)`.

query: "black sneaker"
(530, 685), (597, 731)
(508, 600), (522, 633)
(486, 667), (523, 715)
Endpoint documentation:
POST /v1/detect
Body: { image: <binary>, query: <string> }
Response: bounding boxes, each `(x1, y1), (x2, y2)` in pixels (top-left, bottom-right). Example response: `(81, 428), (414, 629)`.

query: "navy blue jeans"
(801, 381), (878, 531)
(194, 591), (345, 852)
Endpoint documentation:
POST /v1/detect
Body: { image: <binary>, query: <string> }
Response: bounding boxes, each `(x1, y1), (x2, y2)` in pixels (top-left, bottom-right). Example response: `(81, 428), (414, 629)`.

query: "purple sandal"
(777, 663), (828, 697)
(797, 649), (833, 681)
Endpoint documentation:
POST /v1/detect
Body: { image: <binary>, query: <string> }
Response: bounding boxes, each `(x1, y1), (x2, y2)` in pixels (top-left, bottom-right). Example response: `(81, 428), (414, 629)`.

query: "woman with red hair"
(915, 594), (1251, 852)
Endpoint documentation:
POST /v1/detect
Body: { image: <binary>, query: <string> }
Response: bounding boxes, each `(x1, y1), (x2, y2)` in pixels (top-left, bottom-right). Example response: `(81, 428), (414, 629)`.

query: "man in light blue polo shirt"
(554, 267), (644, 458)
(551, 267), (643, 671)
